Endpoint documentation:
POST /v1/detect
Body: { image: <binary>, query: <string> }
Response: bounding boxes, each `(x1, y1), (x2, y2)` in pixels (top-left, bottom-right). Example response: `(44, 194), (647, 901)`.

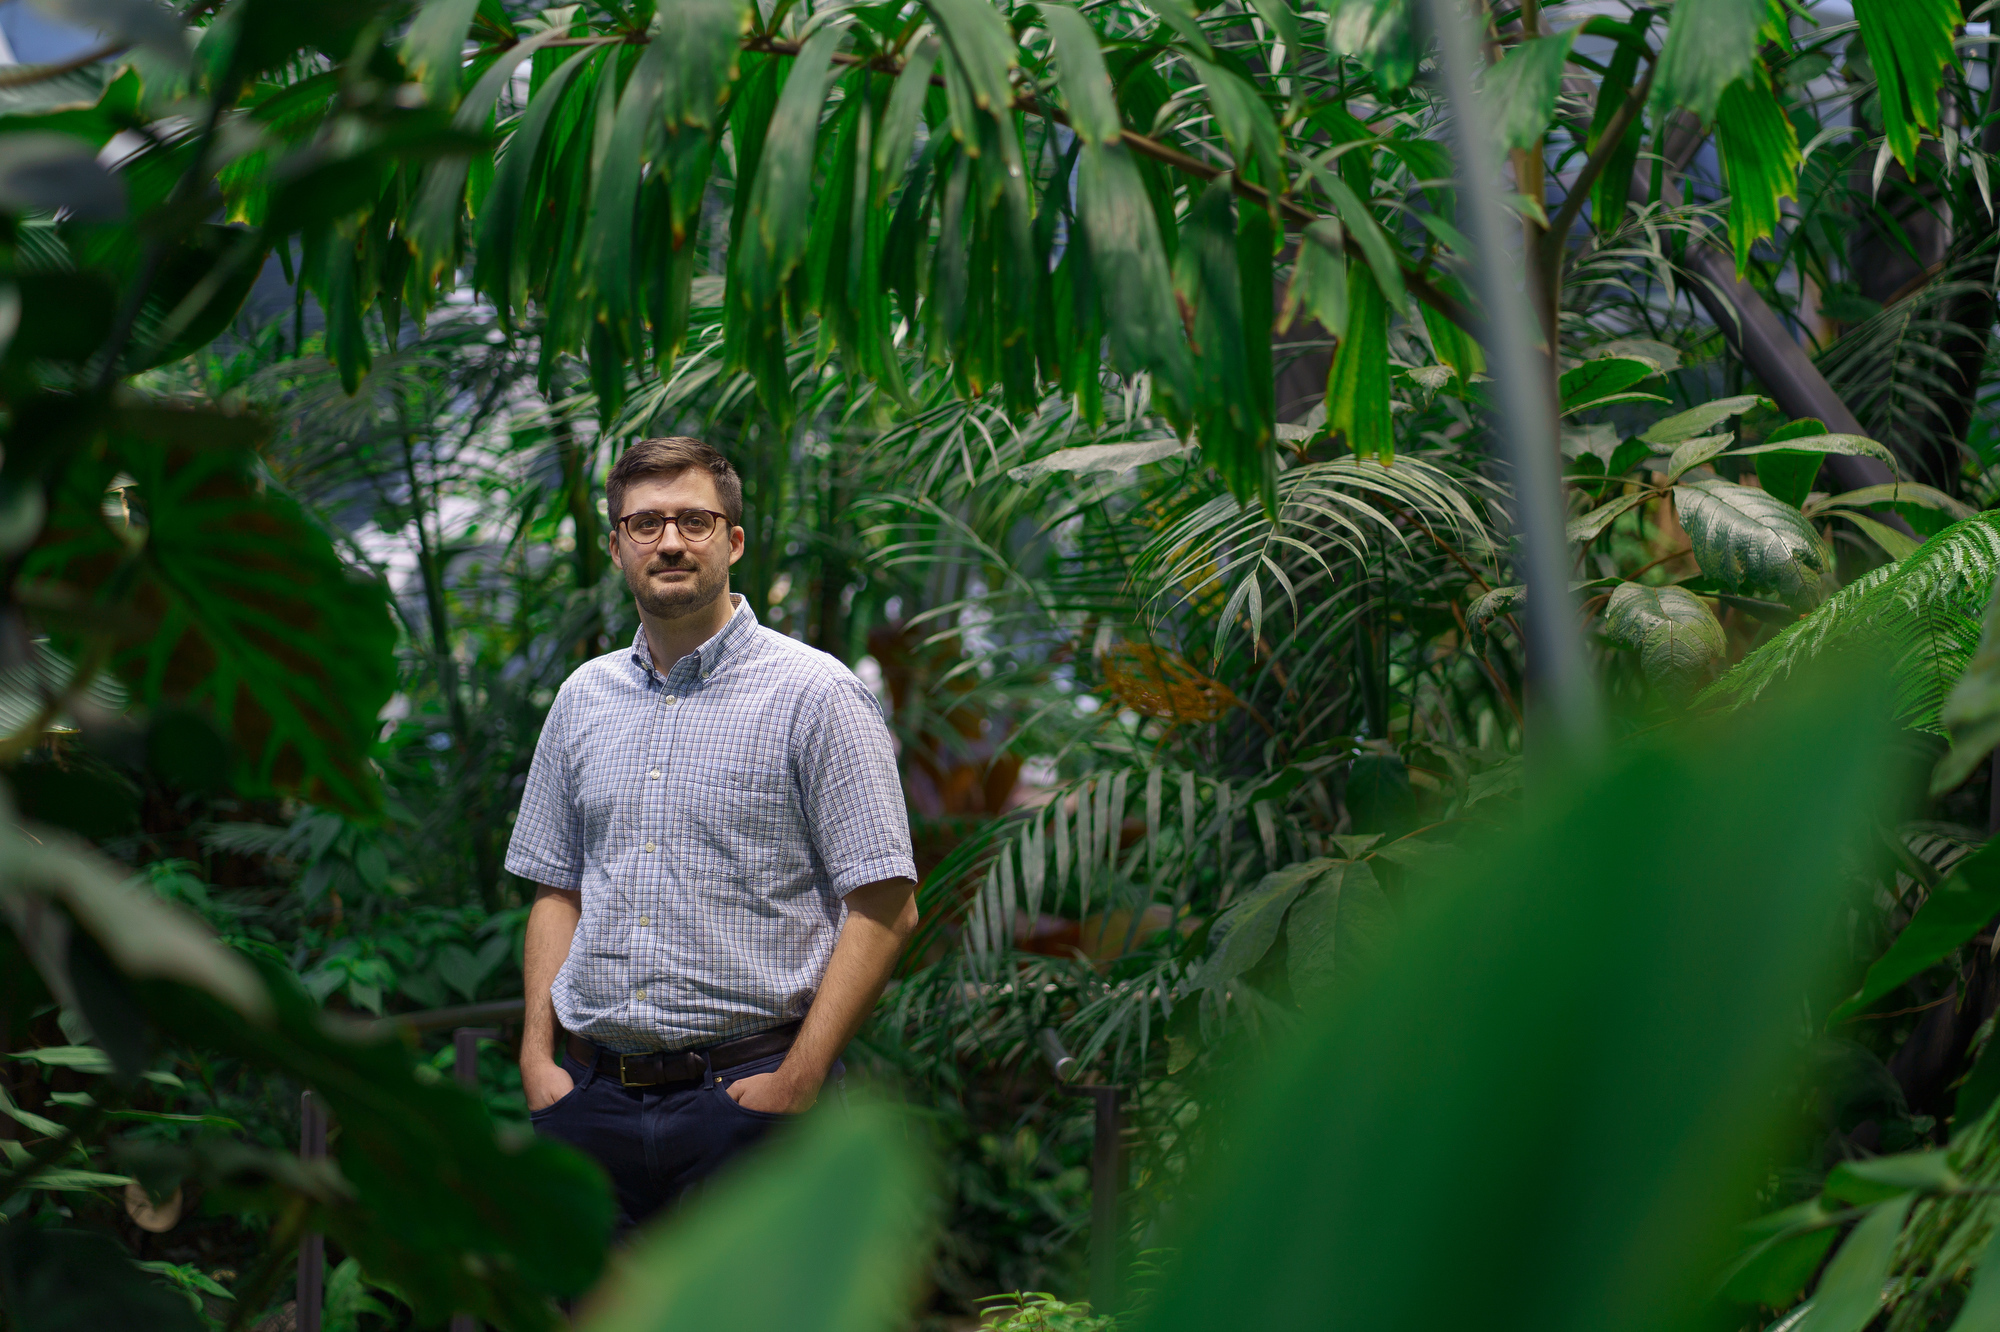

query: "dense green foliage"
(11, 0), (2000, 1329)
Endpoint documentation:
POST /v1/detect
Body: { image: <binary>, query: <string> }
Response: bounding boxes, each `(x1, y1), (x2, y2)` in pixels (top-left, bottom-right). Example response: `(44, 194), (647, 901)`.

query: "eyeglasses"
(615, 509), (730, 544)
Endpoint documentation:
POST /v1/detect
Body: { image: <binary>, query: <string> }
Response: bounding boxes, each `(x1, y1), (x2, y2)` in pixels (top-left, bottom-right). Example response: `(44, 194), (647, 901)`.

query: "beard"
(625, 551), (730, 621)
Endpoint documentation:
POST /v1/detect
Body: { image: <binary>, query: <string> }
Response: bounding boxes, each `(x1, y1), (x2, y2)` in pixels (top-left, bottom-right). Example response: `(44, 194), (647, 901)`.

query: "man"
(505, 437), (918, 1233)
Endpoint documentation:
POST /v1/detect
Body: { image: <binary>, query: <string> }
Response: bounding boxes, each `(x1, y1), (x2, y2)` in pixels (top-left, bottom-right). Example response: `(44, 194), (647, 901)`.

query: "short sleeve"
(505, 686), (586, 890)
(796, 674), (917, 895)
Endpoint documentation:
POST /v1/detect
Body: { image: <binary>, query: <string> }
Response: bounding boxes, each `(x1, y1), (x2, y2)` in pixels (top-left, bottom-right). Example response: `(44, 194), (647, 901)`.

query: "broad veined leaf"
(1792, 1194), (1915, 1332)
(1673, 478), (1835, 611)
(577, 1107), (929, 1332)
(1714, 75), (1802, 272)
(1854, 0), (1960, 171)
(1559, 355), (1665, 415)
(1466, 583), (1523, 654)
(1286, 860), (1391, 1006)
(1326, 0), (1416, 92)
(1641, 394), (1772, 446)
(1809, 483), (1974, 522)
(1651, 0), (1779, 121)
(1728, 435), (1895, 465)
(24, 412), (398, 815)
(1935, 578), (2000, 792)
(1483, 29), (1580, 152)
(1602, 583), (1727, 698)
(1829, 839), (2000, 1023)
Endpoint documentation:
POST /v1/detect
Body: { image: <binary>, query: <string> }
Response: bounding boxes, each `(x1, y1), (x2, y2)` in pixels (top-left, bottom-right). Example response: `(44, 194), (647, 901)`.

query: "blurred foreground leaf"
(579, 1105), (929, 1332)
(1139, 666), (1897, 1332)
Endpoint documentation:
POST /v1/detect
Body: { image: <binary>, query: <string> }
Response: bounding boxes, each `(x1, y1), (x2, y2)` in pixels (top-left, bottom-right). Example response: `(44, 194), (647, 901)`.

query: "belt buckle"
(618, 1052), (651, 1087)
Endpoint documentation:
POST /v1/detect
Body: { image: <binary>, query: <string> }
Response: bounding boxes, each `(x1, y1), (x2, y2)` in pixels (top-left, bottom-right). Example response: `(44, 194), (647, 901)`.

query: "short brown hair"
(605, 437), (742, 529)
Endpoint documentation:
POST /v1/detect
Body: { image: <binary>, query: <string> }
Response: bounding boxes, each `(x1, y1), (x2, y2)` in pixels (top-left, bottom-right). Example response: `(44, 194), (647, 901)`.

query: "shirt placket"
(633, 661), (682, 1014)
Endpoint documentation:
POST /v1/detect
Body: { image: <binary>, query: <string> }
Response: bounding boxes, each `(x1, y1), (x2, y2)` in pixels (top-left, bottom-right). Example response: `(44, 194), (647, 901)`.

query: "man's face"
(608, 471), (745, 622)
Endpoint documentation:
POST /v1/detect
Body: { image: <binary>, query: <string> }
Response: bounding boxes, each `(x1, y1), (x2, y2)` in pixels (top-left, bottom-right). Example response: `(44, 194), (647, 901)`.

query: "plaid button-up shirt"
(504, 597), (916, 1051)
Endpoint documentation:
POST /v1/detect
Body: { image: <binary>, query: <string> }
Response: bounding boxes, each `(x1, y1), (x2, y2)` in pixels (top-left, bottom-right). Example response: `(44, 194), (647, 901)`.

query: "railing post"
(297, 1090), (327, 1332)
(1039, 1031), (1124, 1314)
(449, 1028), (499, 1332)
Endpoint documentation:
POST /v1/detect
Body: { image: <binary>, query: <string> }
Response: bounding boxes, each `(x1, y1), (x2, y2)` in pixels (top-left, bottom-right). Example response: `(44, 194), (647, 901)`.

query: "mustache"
(644, 556), (699, 573)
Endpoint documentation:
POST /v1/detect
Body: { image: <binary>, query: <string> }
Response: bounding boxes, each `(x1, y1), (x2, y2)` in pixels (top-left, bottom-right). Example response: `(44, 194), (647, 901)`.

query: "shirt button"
(639, 914), (650, 926)
(648, 768), (661, 779)
(634, 988), (646, 1001)
(664, 694), (677, 706)
(644, 841), (656, 852)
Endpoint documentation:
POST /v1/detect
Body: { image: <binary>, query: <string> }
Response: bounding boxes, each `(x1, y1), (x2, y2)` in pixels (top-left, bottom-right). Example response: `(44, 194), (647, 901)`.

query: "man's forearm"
(777, 878), (920, 1093)
(521, 885), (581, 1069)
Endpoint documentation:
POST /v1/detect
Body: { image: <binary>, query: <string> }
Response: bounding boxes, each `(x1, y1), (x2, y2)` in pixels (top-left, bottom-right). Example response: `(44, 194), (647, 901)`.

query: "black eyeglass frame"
(614, 508), (733, 545)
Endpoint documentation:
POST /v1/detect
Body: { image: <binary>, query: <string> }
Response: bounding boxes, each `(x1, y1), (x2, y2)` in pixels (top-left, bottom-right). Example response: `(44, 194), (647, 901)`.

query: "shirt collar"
(628, 594), (759, 682)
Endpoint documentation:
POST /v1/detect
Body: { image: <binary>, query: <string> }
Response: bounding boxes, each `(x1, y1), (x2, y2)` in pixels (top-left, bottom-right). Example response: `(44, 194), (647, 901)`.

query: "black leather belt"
(565, 1021), (801, 1088)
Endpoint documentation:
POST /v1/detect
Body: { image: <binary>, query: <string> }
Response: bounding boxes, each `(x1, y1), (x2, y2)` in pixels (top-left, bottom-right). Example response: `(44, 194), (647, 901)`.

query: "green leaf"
(1194, 858), (1338, 993)
(1640, 394), (1772, 446)
(1139, 666), (1896, 1332)
(1824, 1151), (1957, 1203)
(1602, 583), (1726, 698)
(1326, 264), (1391, 463)
(1286, 860), (1391, 1007)
(473, 44), (597, 327)
(1147, 0), (1214, 59)
(1673, 478), (1835, 611)
(1950, 1224), (2000, 1330)
(1755, 450), (1825, 509)
(1665, 433), (1733, 482)
(1714, 75), (1802, 273)
(658, 0), (751, 130)
(1281, 220), (1349, 340)
(27, 415), (397, 815)
(1840, 512), (1923, 562)
(1725, 1200), (1842, 1306)
(400, 0), (482, 109)
(1830, 840), (2000, 1023)
(927, 0), (1020, 118)
(1484, 30), (1580, 152)
(23, 1168), (135, 1190)
(1300, 158), (1405, 316)
(1327, 0), (1416, 92)
(7, 1044), (115, 1071)
(1245, 0), (1301, 55)
(1854, 0), (1960, 171)
(406, 25), (576, 285)
(1651, 0), (1779, 121)
(1190, 55), (1283, 186)
(875, 36), (940, 197)
(1559, 355), (1664, 415)
(576, 1106), (928, 1332)
(1175, 178), (1275, 510)
(1793, 1194), (1915, 1332)
(1935, 580), (2000, 792)
(1063, 145), (1189, 397)
(1812, 483), (1973, 522)
(1567, 490), (1647, 545)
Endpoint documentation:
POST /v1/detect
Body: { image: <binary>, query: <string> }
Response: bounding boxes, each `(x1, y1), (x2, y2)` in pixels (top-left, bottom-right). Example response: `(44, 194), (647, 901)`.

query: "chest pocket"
(678, 764), (792, 876)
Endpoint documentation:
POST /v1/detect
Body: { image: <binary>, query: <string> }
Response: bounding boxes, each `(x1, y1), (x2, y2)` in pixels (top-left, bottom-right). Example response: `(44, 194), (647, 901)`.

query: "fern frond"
(1701, 511), (2000, 727)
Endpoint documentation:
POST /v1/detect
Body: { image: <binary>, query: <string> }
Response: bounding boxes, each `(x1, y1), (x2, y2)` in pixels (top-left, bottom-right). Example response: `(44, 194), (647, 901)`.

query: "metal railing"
(1038, 1029), (1125, 1314)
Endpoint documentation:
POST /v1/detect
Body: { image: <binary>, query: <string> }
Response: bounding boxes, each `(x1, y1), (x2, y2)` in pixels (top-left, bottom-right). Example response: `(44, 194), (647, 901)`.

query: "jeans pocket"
(715, 1054), (795, 1119)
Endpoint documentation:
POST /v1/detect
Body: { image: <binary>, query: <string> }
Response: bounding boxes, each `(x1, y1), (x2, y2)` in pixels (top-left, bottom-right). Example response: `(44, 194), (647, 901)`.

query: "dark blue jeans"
(529, 1046), (828, 1237)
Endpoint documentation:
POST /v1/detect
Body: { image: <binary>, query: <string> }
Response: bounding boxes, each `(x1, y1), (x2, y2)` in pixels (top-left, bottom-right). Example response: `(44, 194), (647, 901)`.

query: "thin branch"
(1540, 56), (1657, 268)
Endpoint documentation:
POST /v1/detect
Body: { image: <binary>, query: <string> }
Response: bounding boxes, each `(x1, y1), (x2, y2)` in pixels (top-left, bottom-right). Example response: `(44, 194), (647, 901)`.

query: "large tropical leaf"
(1673, 478), (1835, 611)
(21, 409), (397, 815)
(1701, 511), (2000, 731)
(1854, 0), (1960, 170)
(1601, 582), (1727, 698)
